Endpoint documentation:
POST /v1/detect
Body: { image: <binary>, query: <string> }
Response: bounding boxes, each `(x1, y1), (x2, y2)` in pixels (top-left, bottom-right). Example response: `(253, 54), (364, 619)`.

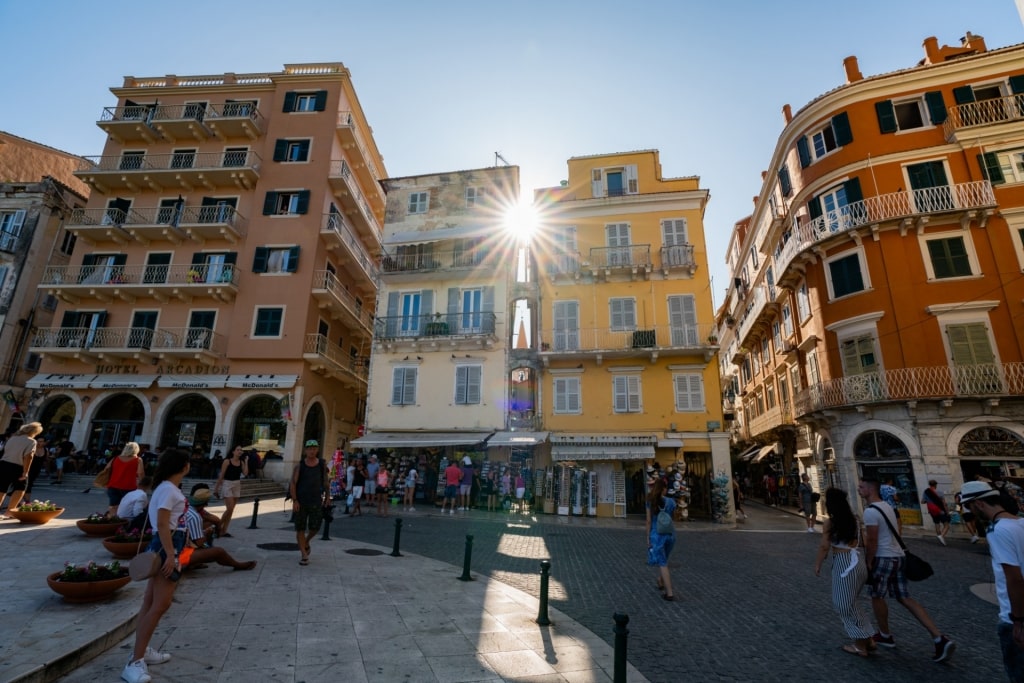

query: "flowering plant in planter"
(85, 512), (123, 523)
(17, 499), (60, 511)
(108, 523), (154, 543)
(55, 561), (128, 583)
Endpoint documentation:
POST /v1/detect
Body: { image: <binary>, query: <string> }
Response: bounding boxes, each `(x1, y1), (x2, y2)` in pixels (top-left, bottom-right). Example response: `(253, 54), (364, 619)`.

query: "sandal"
(299, 557), (309, 566)
(662, 594), (675, 601)
(656, 580), (665, 591)
(840, 644), (867, 658)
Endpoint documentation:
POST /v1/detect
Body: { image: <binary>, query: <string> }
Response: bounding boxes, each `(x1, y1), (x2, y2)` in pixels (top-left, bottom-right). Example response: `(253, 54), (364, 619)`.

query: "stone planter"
(46, 571), (130, 603)
(9, 507), (64, 525)
(102, 537), (150, 559)
(76, 519), (125, 537)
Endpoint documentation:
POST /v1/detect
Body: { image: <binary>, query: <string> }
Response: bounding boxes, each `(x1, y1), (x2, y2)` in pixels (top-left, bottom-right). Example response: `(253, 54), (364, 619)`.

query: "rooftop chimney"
(782, 104), (793, 124)
(843, 56), (863, 83)
(923, 36), (941, 64)
(761, 171), (768, 181)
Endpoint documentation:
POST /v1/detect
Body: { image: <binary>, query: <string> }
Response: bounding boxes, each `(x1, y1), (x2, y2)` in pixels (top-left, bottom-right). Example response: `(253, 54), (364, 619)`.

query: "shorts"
(352, 486), (363, 499)
(460, 484), (471, 495)
(516, 487), (526, 499)
(365, 480), (377, 495)
(445, 485), (458, 499)
(962, 511), (976, 523)
(294, 505), (324, 533)
(868, 556), (910, 599)
(146, 529), (187, 561)
(107, 487), (132, 507)
(377, 487), (388, 495)
(929, 512), (951, 524)
(220, 480), (241, 500)
(0, 461), (27, 492)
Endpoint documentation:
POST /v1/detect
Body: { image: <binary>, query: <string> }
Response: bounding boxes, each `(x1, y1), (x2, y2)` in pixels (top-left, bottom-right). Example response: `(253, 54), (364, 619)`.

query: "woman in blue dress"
(646, 477), (677, 601)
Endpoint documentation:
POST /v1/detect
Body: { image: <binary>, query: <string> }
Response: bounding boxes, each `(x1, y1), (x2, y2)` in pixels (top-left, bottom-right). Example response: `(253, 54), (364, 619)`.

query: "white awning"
(157, 375), (229, 389)
(25, 374), (97, 389)
(384, 224), (489, 246)
(487, 432), (548, 447)
(349, 431), (493, 449)
(551, 445), (655, 462)
(657, 439), (684, 448)
(89, 375), (158, 389)
(753, 443), (780, 463)
(549, 433), (657, 447)
(739, 445), (761, 461)
(224, 374), (298, 389)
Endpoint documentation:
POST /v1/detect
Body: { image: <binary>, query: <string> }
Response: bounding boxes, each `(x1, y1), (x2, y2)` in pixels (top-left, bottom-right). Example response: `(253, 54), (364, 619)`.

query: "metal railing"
(659, 244), (696, 269)
(77, 150), (262, 173)
(539, 323), (717, 353)
(794, 362), (1024, 415)
(311, 270), (374, 330)
(303, 333), (368, 382)
(374, 313), (498, 340)
(321, 213), (378, 281)
(381, 248), (500, 273)
(337, 111), (383, 181)
(589, 244), (652, 269)
(328, 159), (382, 235)
(736, 285), (768, 343)
(775, 180), (995, 275)
(40, 263), (240, 287)
(30, 326), (224, 354)
(944, 94), (1024, 139)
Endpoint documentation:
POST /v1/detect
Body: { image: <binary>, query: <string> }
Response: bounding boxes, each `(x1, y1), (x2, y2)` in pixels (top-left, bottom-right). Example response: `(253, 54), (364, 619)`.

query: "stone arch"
(945, 416), (1024, 456)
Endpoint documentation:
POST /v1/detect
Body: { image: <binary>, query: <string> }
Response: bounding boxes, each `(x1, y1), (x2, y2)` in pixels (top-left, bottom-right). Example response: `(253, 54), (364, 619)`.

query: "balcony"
(944, 94), (1024, 143)
(328, 159), (382, 242)
(97, 106), (160, 144)
(29, 326), (224, 364)
(311, 270), (375, 335)
(374, 313), (498, 351)
(589, 245), (652, 279)
(303, 333), (368, 390)
(508, 411), (541, 431)
(538, 323), (718, 364)
(66, 205), (246, 246)
(746, 402), (795, 438)
(336, 112), (384, 195)
(794, 362), (1024, 416)
(40, 263), (240, 304)
(205, 102), (265, 140)
(546, 251), (582, 280)
(658, 244), (696, 275)
(775, 180), (996, 278)
(75, 150), (261, 194)
(149, 103), (214, 141)
(320, 212), (378, 285)
(381, 247), (503, 277)
(736, 285), (770, 344)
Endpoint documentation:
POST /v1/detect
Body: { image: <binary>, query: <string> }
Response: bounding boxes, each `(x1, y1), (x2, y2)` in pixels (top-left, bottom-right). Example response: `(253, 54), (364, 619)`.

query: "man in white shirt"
(960, 481), (1024, 681)
(116, 476), (152, 524)
(859, 476), (955, 663)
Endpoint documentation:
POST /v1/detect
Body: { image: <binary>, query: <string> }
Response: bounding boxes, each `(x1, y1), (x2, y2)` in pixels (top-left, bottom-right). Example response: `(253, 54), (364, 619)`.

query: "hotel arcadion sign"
(95, 364), (231, 375)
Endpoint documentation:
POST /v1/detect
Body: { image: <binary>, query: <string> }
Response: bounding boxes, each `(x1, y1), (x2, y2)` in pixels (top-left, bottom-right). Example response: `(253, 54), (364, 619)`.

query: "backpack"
(656, 505), (674, 534)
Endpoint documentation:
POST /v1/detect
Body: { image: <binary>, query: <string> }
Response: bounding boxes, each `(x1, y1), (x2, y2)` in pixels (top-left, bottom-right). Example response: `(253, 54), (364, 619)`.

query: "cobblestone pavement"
(326, 502), (1004, 683)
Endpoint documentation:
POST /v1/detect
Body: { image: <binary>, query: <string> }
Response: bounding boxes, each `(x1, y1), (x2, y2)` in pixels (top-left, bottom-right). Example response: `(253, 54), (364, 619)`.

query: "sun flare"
(503, 198), (539, 241)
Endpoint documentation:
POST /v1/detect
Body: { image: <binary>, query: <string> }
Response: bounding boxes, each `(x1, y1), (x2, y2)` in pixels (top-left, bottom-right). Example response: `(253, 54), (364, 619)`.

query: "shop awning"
(753, 443), (780, 463)
(224, 374), (298, 389)
(384, 224), (489, 246)
(157, 375), (229, 389)
(487, 432), (548, 447)
(25, 373), (97, 389)
(657, 439), (684, 448)
(739, 445), (761, 461)
(89, 375), (158, 389)
(551, 445), (655, 462)
(348, 431), (493, 449)
(550, 433), (657, 447)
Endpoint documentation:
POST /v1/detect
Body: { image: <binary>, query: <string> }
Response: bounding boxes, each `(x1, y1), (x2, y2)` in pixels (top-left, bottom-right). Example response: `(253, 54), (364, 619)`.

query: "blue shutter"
(843, 177), (863, 205)
(385, 292), (399, 337)
(977, 153), (1005, 185)
(313, 91), (328, 111)
(296, 190), (310, 215)
(875, 100), (897, 133)
(832, 112), (852, 146)
(282, 92), (296, 112)
(263, 192), (277, 215)
(447, 287), (459, 333)
(808, 196), (823, 221)
(952, 86), (975, 105)
(924, 91), (947, 124)
(778, 166), (792, 197)
(273, 140), (287, 162)
(252, 247), (269, 273)
(287, 246), (300, 272)
(797, 138), (811, 169)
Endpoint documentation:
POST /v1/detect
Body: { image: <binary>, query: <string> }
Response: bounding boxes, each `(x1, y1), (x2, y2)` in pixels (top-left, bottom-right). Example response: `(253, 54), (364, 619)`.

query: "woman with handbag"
(122, 448), (190, 683)
(646, 477), (677, 601)
(814, 487), (874, 657)
(104, 442), (145, 520)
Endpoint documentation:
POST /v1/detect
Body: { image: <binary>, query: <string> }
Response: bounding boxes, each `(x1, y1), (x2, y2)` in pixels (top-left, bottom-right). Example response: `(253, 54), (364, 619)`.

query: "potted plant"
(9, 499), (65, 525)
(76, 513), (127, 537)
(102, 523), (154, 559)
(424, 312), (449, 336)
(47, 561), (131, 603)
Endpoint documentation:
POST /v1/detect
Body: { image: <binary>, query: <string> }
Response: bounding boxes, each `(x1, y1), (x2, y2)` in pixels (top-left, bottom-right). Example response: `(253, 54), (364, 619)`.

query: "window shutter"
(273, 139), (288, 162)
(808, 195), (823, 221)
(61, 310), (78, 329)
(977, 152), (1005, 185)
(296, 190), (310, 215)
(252, 247), (269, 273)
(287, 246), (300, 272)
(1009, 75), (1024, 95)
(447, 287), (459, 331)
(625, 165), (639, 194)
(591, 168), (603, 198)
(924, 91), (947, 124)
(797, 137), (811, 168)
(282, 92), (297, 112)
(554, 378), (567, 413)
(299, 140), (311, 158)
(661, 219), (687, 246)
(263, 192), (278, 215)
(567, 378), (580, 413)
(613, 376), (629, 412)
(952, 86), (975, 105)
(832, 112), (853, 146)
(113, 254), (128, 266)
(843, 177), (863, 206)
(840, 338), (862, 375)
(778, 166), (792, 196)
(403, 368), (417, 404)
(313, 90), (328, 111)
(674, 375), (703, 411)
(467, 366), (482, 404)
(385, 292), (399, 337)
(419, 289), (433, 335)
(392, 368), (405, 404)
(455, 366), (469, 404)
(947, 323), (995, 365)
(482, 286), (495, 311)
(191, 252), (205, 266)
(627, 376), (640, 412)
(875, 100), (898, 133)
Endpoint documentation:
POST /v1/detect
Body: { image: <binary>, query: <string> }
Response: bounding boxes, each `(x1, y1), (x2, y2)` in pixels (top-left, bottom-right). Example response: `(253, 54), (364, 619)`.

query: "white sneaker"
(971, 535), (980, 544)
(144, 646), (171, 665)
(938, 535), (947, 546)
(409, 507), (415, 512)
(122, 658), (151, 683)
(449, 509), (454, 515)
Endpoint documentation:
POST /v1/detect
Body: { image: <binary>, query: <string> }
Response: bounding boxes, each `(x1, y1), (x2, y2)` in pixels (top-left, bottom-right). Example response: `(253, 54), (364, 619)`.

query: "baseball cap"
(959, 480), (1000, 505)
(304, 439), (319, 447)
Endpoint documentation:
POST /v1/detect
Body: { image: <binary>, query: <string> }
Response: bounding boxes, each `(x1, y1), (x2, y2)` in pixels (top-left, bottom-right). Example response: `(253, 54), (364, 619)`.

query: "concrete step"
(38, 473), (286, 502)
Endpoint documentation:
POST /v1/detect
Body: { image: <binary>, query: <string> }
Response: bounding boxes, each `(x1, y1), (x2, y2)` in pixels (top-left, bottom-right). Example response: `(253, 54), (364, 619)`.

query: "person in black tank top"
(214, 446), (249, 537)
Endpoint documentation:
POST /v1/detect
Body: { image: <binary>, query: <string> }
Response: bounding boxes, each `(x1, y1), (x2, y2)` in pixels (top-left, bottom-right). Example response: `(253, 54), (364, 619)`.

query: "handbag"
(92, 463), (112, 488)
(869, 504), (934, 581)
(128, 530), (160, 582)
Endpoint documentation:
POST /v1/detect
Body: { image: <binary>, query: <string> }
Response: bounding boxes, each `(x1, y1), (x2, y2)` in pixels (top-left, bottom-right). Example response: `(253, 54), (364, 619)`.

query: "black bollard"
(390, 517), (403, 557)
(320, 504), (335, 540)
(536, 560), (552, 626)
(247, 498), (260, 529)
(613, 612), (629, 683)
(457, 534), (475, 581)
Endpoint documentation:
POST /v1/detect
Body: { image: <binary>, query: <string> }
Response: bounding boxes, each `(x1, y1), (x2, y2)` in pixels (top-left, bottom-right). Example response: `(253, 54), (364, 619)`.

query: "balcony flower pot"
(424, 321), (449, 336)
(9, 501), (64, 525)
(47, 562), (130, 603)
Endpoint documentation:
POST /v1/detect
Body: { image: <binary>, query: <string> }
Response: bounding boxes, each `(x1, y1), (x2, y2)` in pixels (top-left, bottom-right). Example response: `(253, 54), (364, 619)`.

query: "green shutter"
(843, 177), (863, 205)
(252, 247), (269, 273)
(947, 323), (995, 365)
(299, 140), (311, 158)
(977, 152), (1005, 185)
(113, 254), (128, 266)
(832, 112), (853, 146)
(952, 86), (975, 105)
(313, 90), (328, 111)
(263, 192), (277, 215)
(296, 190), (310, 215)
(875, 100), (898, 133)
(273, 140), (288, 162)
(778, 166), (792, 196)
(282, 92), (296, 112)
(1008, 75), (1024, 95)
(287, 246), (300, 273)
(808, 195), (823, 221)
(924, 91), (947, 124)
(191, 252), (205, 266)
(797, 137), (811, 168)
(223, 252), (237, 266)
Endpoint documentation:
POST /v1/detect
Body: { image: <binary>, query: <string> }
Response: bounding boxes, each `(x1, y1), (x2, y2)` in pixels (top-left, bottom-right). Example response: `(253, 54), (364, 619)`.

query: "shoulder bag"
(92, 461), (112, 488)
(128, 532), (160, 581)
(869, 503), (934, 581)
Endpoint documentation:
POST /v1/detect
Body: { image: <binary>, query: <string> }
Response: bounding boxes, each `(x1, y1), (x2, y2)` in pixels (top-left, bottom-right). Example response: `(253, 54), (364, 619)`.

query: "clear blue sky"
(2, 1), (1021, 304)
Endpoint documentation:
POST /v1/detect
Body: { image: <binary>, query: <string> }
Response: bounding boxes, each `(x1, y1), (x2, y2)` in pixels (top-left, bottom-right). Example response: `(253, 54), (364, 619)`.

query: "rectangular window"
(806, 349), (821, 387)
(791, 364), (802, 393)
(782, 304), (794, 337)
(606, 223), (632, 265)
(119, 151), (144, 170)
(60, 230), (77, 256)
(408, 191), (429, 214)
(391, 367), (418, 405)
(223, 147), (248, 167)
(171, 149), (196, 169)
(553, 300), (579, 351)
(797, 283), (811, 321)
(668, 294), (698, 346)
(252, 307), (284, 337)
(295, 94), (317, 111)
(553, 376), (581, 414)
(253, 246), (300, 274)
(612, 375), (642, 413)
(741, 358), (751, 384)
(812, 125), (837, 159)
(609, 298), (637, 331)
(827, 252), (866, 299)
(263, 190), (310, 216)
(0, 210), (26, 252)
(673, 374), (704, 412)
(283, 90), (327, 113)
(840, 335), (878, 375)
(946, 322), (1001, 392)
(926, 236), (973, 278)
(661, 218), (687, 246)
(993, 147), (1024, 184)
(454, 365), (482, 405)
(772, 321), (783, 352)
(273, 139), (310, 163)
(465, 187), (484, 207)
(766, 380), (776, 410)
(761, 338), (770, 364)
(893, 100), (925, 130)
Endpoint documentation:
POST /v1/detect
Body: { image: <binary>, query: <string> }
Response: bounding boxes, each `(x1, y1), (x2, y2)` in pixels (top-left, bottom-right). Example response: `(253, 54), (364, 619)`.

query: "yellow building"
(533, 150), (729, 520)
(29, 64), (385, 481)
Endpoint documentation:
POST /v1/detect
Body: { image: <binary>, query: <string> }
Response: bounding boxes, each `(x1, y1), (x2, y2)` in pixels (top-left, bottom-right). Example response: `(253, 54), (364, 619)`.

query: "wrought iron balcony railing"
(77, 150), (262, 173)
(30, 326), (224, 354)
(40, 263), (239, 288)
(381, 248), (500, 274)
(321, 213), (378, 281)
(303, 333), (369, 383)
(328, 159), (382, 237)
(589, 244), (652, 269)
(311, 270), (375, 330)
(539, 323), (718, 354)
(659, 244), (696, 270)
(944, 94), (1024, 139)
(375, 313), (497, 340)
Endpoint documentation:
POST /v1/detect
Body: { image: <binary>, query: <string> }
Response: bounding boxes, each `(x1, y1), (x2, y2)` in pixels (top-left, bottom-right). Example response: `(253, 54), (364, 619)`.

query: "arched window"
(958, 427), (1024, 458)
(853, 430), (909, 460)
